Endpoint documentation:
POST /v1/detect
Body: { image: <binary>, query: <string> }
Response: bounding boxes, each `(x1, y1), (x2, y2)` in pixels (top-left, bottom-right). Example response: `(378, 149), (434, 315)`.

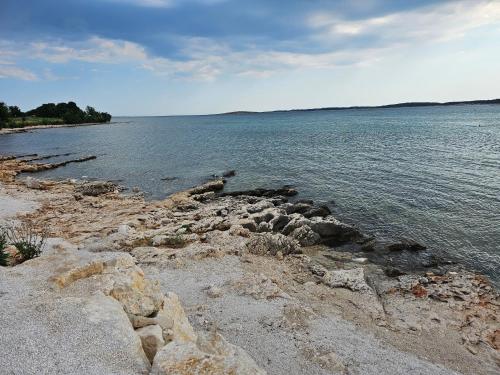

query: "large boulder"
(151, 332), (266, 375)
(309, 217), (360, 242)
(0, 252), (151, 374)
(246, 233), (301, 256)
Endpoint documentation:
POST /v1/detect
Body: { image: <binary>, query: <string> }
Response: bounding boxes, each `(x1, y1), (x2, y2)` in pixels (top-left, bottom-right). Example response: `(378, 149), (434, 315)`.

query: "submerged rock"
(222, 186), (298, 198)
(386, 239), (427, 252)
(222, 170), (236, 178)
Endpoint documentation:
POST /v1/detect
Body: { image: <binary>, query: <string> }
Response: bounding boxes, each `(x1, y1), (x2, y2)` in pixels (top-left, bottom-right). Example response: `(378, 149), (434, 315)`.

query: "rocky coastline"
(0, 154), (499, 375)
(0, 121), (113, 135)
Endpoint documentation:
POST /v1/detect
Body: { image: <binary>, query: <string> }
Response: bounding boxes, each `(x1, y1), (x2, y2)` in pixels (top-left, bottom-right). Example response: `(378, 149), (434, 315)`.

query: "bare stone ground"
(1, 176), (499, 375)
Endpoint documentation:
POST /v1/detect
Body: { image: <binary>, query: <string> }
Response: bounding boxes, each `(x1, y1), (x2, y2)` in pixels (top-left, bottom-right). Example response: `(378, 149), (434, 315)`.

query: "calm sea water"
(1, 105), (499, 282)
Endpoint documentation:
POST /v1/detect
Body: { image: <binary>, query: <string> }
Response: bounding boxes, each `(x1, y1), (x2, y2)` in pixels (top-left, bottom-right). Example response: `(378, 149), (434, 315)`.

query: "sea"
(1, 105), (499, 283)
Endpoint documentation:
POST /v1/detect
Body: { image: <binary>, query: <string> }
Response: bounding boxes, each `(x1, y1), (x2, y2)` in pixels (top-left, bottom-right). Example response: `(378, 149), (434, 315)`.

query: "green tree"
(0, 102), (10, 128)
(8, 106), (23, 117)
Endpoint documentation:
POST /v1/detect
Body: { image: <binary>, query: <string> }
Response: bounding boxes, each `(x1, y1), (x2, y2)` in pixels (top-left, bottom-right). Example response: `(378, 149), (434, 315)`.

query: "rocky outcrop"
(152, 332), (266, 375)
(246, 233), (301, 256)
(0, 242), (265, 374)
(290, 225), (321, 246)
(75, 181), (117, 196)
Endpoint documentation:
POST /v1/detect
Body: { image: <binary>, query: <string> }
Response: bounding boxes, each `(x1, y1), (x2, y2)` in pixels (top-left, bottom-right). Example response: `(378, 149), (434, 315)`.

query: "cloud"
(0, 63), (37, 81)
(31, 37), (148, 63)
(3, 0), (500, 83)
(308, 0), (500, 44)
(105, 0), (227, 8)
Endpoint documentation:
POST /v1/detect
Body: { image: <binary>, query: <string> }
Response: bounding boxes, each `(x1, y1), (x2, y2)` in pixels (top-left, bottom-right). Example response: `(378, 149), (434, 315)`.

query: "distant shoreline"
(220, 98), (500, 115)
(0, 121), (113, 135)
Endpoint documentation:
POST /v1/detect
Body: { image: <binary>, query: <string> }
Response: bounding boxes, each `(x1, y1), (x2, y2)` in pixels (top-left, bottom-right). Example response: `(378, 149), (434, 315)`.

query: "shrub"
(0, 230), (8, 266)
(3, 223), (47, 263)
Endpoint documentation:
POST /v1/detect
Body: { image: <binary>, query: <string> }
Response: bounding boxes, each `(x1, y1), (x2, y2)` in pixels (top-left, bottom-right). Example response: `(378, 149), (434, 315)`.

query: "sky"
(1, 0), (500, 115)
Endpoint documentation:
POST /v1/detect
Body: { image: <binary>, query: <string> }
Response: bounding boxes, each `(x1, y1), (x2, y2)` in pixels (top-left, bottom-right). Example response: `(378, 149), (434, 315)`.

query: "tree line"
(0, 101), (112, 128)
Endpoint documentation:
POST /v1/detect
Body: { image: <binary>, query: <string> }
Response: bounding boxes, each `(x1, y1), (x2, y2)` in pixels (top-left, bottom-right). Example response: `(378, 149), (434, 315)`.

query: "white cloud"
(0, 63), (37, 81)
(31, 37), (148, 63)
(3, 0), (500, 83)
(106, 0), (227, 8)
(309, 0), (500, 43)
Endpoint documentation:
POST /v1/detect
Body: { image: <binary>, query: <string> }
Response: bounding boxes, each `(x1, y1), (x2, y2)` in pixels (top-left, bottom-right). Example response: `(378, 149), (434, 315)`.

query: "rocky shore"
(1, 155), (499, 375)
(0, 121), (112, 135)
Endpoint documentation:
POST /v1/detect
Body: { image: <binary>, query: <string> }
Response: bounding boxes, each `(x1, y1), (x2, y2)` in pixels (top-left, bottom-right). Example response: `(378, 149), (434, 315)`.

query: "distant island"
(0, 101), (112, 129)
(221, 98), (500, 115)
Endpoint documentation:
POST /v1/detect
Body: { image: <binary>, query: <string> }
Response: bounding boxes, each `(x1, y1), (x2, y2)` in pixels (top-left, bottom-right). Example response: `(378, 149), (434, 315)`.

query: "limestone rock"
(24, 176), (44, 190)
(256, 222), (272, 233)
(322, 268), (372, 292)
(158, 292), (197, 343)
(232, 273), (289, 300)
(151, 331), (266, 375)
(189, 179), (225, 195)
(246, 233), (301, 256)
(247, 200), (274, 214)
(206, 285), (223, 298)
(281, 216), (312, 236)
(76, 181), (117, 196)
(136, 324), (165, 363)
(309, 217), (360, 242)
(238, 219), (257, 232)
(108, 266), (165, 317)
(316, 352), (346, 373)
(303, 205), (331, 218)
(290, 225), (321, 246)
(269, 214), (292, 232)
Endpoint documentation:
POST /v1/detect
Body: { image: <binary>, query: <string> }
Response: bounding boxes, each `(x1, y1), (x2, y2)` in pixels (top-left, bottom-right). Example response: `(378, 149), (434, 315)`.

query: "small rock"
(316, 352), (346, 373)
(24, 176), (43, 190)
(323, 268), (372, 292)
(238, 219), (257, 232)
(135, 324), (165, 363)
(385, 267), (405, 277)
(205, 286), (223, 298)
(118, 224), (132, 236)
(256, 222), (272, 233)
(352, 257), (368, 264)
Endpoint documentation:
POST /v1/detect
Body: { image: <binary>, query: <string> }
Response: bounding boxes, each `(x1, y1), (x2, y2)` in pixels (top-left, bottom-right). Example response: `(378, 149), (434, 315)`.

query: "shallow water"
(1, 105), (499, 283)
